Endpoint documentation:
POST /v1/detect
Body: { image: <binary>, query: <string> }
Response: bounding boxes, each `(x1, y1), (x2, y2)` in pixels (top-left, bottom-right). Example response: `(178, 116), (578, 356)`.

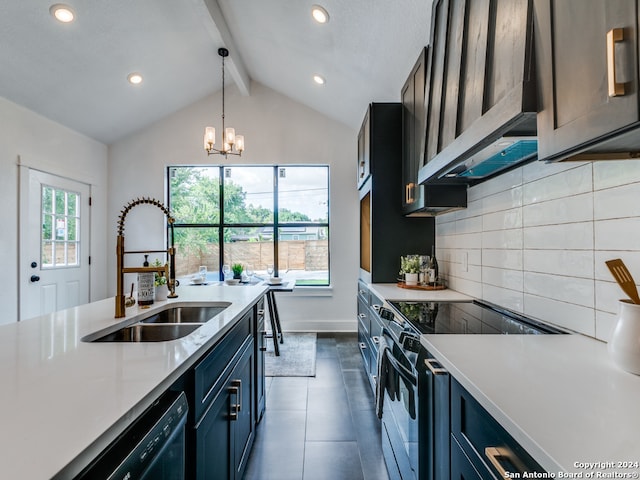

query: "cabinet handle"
(359, 342), (367, 350)
(372, 336), (380, 345)
(260, 346), (267, 352)
(485, 447), (513, 478)
(231, 379), (242, 413)
(424, 358), (448, 375)
(372, 304), (381, 312)
(405, 183), (415, 204)
(257, 309), (265, 316)
(607, 28), (625, 97)
(358, 313), (367, 319)
(229, 385), (239, 421)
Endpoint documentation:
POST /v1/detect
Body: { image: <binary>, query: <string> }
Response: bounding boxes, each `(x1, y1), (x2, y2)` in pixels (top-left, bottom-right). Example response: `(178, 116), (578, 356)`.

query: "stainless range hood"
(418, 111), (538, 186)
(438, 137), (538, 181)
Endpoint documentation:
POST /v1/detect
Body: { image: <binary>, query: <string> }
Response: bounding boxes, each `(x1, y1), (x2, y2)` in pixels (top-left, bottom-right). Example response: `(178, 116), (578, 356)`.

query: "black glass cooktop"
(387, 300), (564, 335)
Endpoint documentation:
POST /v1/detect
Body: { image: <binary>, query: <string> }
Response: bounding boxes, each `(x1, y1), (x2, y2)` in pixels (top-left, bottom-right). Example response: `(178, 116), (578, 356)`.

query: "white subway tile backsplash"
(594, 251), (640, 281)
(595, 310), (618, 342)
(482, 266), (523, 290)
(456, 215), (483, 234)
(482, 284), (524, 313)
(436, 159), (640, 342)
(473, 167), (523, 198)
(481, 186), (523, 214)
(523, 250), (593, 278)
(522, 164), (592, 205)
(524, 272), (594, 308)
(483, 207), (522, 231)
(595, 217), (640, 250)
(593, 182), (640, 220)
(482, 249), (523, 270)
(522, 159), (588, 184)
(594, 280), (624, 314)
(482, 228), (523, 249)
(523, 222), (593, 250)
(593, 159), (640, 190)
(522, 193), (593, 227)
(524, 294), (595, 336)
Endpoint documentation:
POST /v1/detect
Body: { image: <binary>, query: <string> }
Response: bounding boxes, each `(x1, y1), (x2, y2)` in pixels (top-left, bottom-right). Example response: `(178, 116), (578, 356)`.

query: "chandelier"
(203, 48), (245, 157)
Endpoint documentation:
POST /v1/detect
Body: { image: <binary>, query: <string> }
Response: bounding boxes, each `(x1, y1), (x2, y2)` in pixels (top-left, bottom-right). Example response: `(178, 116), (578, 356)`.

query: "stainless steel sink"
(139, 304), (230, 324)
(92, 324), (202, 343)
(84, 303), (231, 342)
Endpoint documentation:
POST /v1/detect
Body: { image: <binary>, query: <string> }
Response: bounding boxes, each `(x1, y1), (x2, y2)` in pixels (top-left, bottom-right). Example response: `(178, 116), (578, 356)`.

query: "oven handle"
(384, 348), (417, 386)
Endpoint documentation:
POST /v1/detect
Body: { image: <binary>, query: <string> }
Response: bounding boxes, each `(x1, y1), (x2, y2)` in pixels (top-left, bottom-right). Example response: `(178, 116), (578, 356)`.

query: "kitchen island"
(0, 284), (267, 479)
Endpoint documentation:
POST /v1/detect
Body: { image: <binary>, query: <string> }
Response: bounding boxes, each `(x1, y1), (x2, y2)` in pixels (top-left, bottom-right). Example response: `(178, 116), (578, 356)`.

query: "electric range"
(376, 299), (564, 480)
(386, 299), (565, 336)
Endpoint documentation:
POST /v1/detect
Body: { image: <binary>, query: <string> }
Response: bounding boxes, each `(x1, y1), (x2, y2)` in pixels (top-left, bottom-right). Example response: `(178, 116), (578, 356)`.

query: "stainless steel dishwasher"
(75, 390), (188, 480)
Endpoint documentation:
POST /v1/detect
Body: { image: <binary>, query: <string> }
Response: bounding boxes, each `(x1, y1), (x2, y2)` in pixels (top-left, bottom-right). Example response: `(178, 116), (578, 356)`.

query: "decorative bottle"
(137, 254), (155, 306)
(428, 245), (439, 285)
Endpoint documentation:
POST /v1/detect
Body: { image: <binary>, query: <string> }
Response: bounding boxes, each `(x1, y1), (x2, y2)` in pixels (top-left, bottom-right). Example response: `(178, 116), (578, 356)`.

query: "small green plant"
(231, 263), (244, 277)
(153, 258), (167, 286)
(399, 255), (421, 275)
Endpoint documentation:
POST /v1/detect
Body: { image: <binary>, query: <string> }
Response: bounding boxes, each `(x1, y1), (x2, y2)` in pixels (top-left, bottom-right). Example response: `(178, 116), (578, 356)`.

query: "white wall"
(108, 81), (358, 331)
(0, 97), (108, 324)
(436, 159), (640, 342)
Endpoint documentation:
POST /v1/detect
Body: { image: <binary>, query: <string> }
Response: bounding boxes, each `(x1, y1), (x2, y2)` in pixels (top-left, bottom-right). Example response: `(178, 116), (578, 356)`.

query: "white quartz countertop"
(0, 284), (267, 479)
(368, 283), (474, 302)
(421, 334), (640, 476)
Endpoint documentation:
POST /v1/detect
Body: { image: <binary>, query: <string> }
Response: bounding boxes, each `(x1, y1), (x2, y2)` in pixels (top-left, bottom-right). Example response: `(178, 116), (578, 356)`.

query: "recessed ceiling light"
(127, 72), (143, 85)
(311, 5), (329, 24)
(50, 4), (75, 23)
(313, 74), (326, 85)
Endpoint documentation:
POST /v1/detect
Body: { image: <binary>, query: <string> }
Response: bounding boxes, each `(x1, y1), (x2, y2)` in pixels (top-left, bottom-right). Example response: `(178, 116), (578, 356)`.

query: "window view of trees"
(168, 165), (329, 286)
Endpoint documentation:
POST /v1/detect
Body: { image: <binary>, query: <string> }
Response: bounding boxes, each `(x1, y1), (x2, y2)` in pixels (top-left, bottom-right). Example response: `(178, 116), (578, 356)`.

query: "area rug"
(265, 332), (317, 377)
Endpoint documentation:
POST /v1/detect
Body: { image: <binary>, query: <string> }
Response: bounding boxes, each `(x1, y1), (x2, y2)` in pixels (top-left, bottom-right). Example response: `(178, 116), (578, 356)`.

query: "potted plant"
(232, 263), (243, 280)
(153, 259), (168, 301)
(400, 255), (421, 286)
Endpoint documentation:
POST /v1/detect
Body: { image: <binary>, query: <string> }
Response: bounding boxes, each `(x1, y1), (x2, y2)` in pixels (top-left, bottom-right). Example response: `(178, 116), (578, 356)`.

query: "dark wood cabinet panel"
(458, 0), (490, 133)
(426, 0), (449, 163)
(359, 103), (435, 282)
(440, 0), (466, 147)
(357, 109), (371, 189)
(535, 0), (640, 161)
(402, 47), (429, 214)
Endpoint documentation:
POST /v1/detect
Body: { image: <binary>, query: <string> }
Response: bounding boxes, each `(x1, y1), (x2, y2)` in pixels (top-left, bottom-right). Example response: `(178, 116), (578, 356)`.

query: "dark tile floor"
(242, 333), (390, 480)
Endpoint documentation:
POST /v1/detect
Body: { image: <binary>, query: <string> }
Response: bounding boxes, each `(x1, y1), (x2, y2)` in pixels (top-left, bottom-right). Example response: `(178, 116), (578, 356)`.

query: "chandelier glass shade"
(203, 48), (245, 157)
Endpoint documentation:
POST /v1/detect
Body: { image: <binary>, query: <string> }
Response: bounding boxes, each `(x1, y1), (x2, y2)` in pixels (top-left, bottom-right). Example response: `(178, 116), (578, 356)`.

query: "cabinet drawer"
(357, 297), (370, 336)
(357, 281), (370, 304)
(451, 378), (545, 479)
(194, 312), (252, 421)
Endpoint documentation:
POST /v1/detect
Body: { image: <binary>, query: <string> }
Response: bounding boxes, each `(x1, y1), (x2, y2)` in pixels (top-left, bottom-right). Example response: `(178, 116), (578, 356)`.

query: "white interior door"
(19, 167), (90, 321)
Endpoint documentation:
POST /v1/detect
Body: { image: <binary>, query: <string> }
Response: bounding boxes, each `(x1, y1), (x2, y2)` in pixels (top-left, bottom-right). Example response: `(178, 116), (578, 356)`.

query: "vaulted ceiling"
(0, 0), (432, 144)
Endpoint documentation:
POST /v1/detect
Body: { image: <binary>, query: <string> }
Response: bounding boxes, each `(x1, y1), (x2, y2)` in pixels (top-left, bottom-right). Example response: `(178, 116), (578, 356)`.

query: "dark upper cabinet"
(403, 47), (468, 216)
(358, 103), (435, 283)
(420, 0), (537, 183)
(357, 108), (371, 189)
(402, 47), (428, 214)
(534, 0), (640, 162)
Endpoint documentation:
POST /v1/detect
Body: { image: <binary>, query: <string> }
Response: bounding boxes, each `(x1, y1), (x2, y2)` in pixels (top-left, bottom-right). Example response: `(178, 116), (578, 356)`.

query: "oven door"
(380, 342), (419, 480)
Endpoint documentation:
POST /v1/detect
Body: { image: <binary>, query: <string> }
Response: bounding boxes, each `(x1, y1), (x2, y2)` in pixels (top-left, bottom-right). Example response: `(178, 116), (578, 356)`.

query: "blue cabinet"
(450, 378), (545, 478)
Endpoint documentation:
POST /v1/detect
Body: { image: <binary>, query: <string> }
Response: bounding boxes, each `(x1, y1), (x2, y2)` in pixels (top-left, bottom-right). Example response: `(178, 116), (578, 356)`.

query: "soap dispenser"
(137, 254), (155, 306)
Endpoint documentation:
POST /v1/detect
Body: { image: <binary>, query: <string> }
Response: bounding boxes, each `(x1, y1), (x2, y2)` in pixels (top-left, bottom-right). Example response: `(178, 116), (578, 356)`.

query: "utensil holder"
(609, 299), (640, 375)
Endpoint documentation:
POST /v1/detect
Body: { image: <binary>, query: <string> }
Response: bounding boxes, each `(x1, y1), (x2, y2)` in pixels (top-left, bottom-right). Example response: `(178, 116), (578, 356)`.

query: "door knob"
(30, 275), (40, 283)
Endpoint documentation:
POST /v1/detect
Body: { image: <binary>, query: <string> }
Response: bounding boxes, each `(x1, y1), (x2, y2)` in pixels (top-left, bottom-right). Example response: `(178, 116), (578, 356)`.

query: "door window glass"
(41, 185), (80, 268)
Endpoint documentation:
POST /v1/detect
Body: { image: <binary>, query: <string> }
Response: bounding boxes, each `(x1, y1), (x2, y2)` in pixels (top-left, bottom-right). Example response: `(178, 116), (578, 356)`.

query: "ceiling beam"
(196, 0), (251, 96)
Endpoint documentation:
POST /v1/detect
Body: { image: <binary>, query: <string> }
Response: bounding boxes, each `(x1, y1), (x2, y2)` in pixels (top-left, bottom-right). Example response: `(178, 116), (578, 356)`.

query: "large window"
(168, 165), (329, 286)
